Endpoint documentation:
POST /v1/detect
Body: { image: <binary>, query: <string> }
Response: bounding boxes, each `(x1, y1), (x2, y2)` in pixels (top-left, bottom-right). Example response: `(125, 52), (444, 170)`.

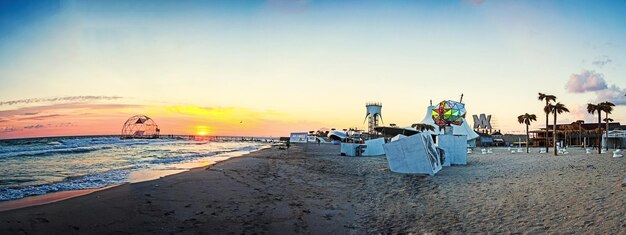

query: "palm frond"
(553, 102), (569, 114)
(538, 93), (545, 101)
(517, 113), (537, 125)
(586, 103), (599, 115)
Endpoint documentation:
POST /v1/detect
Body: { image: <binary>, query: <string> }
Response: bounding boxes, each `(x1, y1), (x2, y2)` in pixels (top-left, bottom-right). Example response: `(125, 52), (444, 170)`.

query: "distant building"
(604, 130), (626, 149)
(475, 130), (525, 147)
(530, 121), (622, 148)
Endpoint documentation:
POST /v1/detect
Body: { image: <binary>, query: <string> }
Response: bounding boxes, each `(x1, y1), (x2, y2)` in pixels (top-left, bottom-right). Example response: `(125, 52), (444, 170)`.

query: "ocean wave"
(0, 139), (268, 201)
(0, 168), (135, 201)
(0, 137), (178, 158)
(0, 146), (113, 159)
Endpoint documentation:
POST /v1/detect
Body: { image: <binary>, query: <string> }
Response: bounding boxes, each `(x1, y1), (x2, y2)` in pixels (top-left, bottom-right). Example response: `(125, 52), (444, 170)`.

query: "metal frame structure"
(121, 115), (160, 139)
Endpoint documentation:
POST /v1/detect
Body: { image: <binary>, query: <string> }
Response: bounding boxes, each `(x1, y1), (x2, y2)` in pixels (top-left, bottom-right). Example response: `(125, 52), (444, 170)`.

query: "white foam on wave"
(0, 168), (136, 201)
(0, 138), (267, 201)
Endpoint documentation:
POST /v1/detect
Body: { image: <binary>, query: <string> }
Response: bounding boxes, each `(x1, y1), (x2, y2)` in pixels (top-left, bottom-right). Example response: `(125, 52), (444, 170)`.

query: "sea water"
(0, 136), (269, 201)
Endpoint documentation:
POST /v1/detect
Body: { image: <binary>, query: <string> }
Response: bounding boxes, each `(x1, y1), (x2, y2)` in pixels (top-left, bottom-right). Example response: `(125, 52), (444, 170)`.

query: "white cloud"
(595, 85), (626, 105)
(0, 96), (123, 106)
(565, 70), (608, 93)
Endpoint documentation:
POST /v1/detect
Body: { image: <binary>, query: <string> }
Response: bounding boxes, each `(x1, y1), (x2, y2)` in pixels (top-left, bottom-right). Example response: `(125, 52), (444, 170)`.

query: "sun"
(194, 125), (211, 136)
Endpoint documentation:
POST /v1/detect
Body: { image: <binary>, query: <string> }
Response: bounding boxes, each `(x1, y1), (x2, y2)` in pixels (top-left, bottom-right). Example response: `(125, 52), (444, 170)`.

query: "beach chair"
(487, 148), (493, 154)
(467, 148), (472, 154)
(517, 148), (523, 153)
(613, 149), (623, 158)
(481, 148), (487, 155)
(586, 148), (592, 154)
(539, 149), (547, 154)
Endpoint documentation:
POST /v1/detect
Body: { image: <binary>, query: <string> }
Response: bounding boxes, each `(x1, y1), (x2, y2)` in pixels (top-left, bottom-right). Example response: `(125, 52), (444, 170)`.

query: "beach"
(1, 144), (625, 234)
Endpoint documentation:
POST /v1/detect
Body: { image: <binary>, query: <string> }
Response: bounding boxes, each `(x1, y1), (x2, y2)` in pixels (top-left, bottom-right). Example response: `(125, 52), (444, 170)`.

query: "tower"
(365, 102), (383, 138)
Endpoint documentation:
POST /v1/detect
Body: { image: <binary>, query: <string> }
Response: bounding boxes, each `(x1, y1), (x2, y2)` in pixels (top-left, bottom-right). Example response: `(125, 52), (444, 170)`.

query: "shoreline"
(0, 146), (270, 212)
(1, 144), (625, 234)
(0, 185), (123, 212)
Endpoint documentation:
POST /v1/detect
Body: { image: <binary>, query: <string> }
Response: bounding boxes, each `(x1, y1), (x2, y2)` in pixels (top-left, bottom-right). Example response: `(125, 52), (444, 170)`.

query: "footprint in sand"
(34, 217), (49, 223)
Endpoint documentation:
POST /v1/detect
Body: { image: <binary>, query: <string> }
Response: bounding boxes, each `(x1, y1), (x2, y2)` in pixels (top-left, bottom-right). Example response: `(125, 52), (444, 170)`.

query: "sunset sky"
(1, 0), (625, 139)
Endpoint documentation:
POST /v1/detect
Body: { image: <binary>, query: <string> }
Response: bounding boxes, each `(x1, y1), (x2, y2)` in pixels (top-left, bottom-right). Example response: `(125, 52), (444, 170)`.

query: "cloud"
(0, 96), (123, 106)
(0, 103), (141, 119)
(591, 56), (612, 68)
(22, 112), (39, 116)
(17, 114), (65, 121)
(24, 124), (45, 129)
(0, 127), (19, 133)
(54, 122), (73, 127)
(565, 70), (608, 93)
(595, 85), (626, 105)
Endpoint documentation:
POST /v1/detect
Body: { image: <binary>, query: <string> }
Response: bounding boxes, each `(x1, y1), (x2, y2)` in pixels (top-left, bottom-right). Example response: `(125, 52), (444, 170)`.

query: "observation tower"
(364, 102), (383, 138)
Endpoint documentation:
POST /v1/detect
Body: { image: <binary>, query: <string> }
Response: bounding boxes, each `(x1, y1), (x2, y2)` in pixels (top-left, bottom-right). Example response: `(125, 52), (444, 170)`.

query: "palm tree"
(599, 101), (615, 151)
(546, 102), (569, 156)
(538, 93), (557, 152)
(587, 103), (602, 154)
(517, 113), (537, 153)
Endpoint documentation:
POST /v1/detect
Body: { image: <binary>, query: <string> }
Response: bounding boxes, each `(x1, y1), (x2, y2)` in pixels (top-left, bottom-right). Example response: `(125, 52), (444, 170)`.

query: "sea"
(0, 136), (270, 201)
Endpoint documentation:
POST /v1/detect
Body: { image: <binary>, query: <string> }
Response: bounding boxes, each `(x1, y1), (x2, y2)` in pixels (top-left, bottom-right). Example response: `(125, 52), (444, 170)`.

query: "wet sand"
(0, 144), (625, 234)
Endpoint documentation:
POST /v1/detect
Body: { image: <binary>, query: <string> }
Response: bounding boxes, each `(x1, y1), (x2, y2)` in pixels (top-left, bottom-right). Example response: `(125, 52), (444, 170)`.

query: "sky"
(1, 0), (625, 139)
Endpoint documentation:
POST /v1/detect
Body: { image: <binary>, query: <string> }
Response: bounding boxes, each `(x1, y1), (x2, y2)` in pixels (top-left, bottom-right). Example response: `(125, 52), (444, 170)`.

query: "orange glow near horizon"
(195, 125), (210, 136)
(0, 101), (327, 139)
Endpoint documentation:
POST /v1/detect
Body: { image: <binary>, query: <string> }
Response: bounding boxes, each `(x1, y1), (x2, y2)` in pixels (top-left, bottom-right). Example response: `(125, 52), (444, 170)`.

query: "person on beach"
(286, 139), (290, 149)
(316, 138), (320, 145)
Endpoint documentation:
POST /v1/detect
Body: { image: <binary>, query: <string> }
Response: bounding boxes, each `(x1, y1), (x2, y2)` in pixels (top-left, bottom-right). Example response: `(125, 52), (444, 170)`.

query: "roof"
(374, 126), (419, 137)
(540, 122), (622, 131)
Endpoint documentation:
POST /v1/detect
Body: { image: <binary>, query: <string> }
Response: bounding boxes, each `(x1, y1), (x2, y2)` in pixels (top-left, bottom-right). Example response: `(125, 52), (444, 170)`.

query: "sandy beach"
(0, 144), (625, 234)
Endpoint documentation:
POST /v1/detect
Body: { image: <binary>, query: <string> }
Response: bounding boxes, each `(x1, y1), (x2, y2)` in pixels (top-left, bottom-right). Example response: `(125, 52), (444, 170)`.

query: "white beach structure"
(328, 130), (348, 142)
(419, 105), (479, 147)
(363, 138), (385, 156)
(289, 132), (309, 143)
(418, 104), (477, 166)
(439, 134), (467, 165)
(340, 143), (362, 156)
(340, 137), (386, 157)
(391, 134), (406, 142)
(383, 133), (442, 175)
(602, 130), (626, 149)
